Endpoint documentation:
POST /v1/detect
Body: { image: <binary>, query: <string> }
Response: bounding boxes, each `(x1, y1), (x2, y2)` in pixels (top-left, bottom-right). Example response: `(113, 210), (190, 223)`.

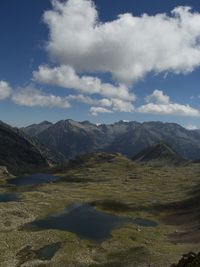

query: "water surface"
(0, 193), (19, 202)
(16, 242), (61, 264)
(24, 203), (157, 241)
(8, 173), (58, 186)
(133, 217), (158, 227)
(37, 242), (61, 260)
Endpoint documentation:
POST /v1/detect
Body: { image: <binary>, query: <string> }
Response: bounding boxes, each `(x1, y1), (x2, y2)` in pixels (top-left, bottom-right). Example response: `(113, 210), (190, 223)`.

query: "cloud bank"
(33, 65), (135, 101)
(11, 86), (71, 109)
(43, 0), (200, 84)
(138, 90), (200, 117)
(0, 82), (199, 118)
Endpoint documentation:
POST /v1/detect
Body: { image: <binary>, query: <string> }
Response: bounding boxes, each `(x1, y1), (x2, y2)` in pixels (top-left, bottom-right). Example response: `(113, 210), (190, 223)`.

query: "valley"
(0, 153), (200, 267)
(2, 0), (200, 265)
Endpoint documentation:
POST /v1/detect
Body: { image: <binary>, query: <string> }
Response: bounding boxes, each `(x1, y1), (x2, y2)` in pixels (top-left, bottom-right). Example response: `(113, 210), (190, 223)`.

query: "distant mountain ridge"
(22, 119), (200, 160)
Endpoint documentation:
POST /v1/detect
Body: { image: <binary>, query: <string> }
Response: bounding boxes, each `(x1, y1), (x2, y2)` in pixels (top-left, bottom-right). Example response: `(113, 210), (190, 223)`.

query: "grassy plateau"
(0, 153), (200, 267)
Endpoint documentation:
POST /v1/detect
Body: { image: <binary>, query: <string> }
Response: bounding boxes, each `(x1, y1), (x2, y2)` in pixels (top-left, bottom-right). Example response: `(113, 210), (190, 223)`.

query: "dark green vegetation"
(1, 152), (200, 266)
(22, 119), (200, 160)
(0, 121), (63, 174)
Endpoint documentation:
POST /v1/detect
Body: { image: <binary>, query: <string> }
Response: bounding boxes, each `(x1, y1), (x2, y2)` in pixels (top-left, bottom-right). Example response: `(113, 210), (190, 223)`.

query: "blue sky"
(0, 0), (200, 128)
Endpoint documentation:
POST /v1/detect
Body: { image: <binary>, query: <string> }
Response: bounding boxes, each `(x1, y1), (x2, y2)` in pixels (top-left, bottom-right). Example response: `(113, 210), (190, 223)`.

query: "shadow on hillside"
(149, 183), (200, 244)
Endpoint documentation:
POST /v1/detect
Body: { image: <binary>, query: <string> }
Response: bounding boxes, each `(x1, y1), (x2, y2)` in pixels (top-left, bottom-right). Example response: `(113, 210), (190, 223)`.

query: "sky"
(0, 0), (200, 128)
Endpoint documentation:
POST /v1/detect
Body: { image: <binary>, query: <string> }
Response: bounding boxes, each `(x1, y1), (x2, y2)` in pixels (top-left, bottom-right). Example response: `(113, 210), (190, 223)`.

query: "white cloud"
(184, 124), (199, 130)
(3, 0), (200, 119)
(33, 65), (135, 101)
(31, 1), (200, 116)
(145, 89), (170, 104)
(138, 90), (200, 117)
(11, 86), (70, 109)
(43, 0), (200, 84)
(66, 94), (98, 105)
(65, 94), (134, 113)
(110, 98), (134, 112)
(0, 78), (133, 114)
(0, 81), (12, 100)
(89, 107), (113, 116)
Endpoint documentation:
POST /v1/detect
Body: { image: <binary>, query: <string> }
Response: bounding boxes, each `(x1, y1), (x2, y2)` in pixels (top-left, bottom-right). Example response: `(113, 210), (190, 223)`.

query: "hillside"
(0, 121), (62, 173)
(21, 121), (52, 137)
(22, 120), (200, 160)
(132, 142), (186, 165)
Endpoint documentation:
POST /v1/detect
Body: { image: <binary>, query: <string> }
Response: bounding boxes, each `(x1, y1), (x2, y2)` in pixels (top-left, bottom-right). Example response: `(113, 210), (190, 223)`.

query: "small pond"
(8, 173), (58, 186)
(17, 242), (61, 264)
(133, 217), (158, 227)
(0, 193), (19, 202)
(37, 242), (61, 261)
(24, 203), (158, 242)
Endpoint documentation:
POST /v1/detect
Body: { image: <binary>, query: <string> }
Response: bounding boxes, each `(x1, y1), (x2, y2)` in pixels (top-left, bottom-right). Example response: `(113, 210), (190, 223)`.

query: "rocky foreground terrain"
(172, 252), (200, 267)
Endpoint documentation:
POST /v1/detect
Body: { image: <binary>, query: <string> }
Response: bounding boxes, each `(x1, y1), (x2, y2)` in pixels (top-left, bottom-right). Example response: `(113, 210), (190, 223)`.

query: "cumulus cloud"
(138, 90), (200, 117)
(0, 81), (12, 100)
(33, 65), (135, 101)
(8, 85), (133, 114)
(65, 94), (134, 113)
(43, 0), (200, 84)
(31, 1), (200, 116)
(89, 107), (113, 116)
(145, 89), (170, 104)
(184, 124), (199, 130)
(11, 86), (70, 108)
(3, 0), (200, 119)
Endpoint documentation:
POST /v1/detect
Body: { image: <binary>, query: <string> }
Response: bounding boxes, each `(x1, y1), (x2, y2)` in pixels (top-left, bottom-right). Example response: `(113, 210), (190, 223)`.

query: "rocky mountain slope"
(21, 121), (52, 137)
(22, 120), (200, 160)
(0, 121), (62, 173)
(132, 142), (186, 164)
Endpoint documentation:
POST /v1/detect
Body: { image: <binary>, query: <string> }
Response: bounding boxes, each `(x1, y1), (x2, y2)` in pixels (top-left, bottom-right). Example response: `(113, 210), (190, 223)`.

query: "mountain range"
(22, 119), (200, 160)
(2, 118), (200, 174)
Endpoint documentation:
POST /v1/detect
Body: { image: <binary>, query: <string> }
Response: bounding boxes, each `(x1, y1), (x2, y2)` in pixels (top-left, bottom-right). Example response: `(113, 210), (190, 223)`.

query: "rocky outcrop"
(171, 252), (200, 267)
(0, 166), (10, 177)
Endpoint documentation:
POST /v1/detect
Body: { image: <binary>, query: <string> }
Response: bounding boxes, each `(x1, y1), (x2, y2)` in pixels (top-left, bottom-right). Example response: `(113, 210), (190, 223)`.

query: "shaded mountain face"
(22, 120), (200, 160)
(0, 121), (60, 174)
(132, 143), (185, 164)
(21, 121), (52, 137)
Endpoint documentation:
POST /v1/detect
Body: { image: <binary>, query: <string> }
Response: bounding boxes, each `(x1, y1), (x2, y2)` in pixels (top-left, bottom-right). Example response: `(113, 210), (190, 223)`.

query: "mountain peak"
(132, 142), (185, 165)
(39, 121), (52, 126)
